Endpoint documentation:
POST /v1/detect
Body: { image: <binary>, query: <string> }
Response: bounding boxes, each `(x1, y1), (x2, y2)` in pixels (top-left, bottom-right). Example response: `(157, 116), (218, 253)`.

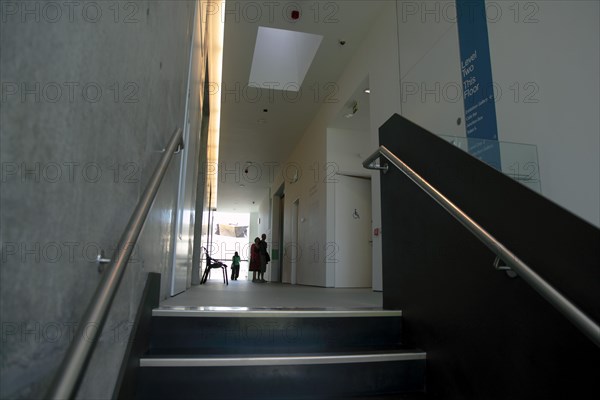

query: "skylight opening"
(249, 26), (323, 92)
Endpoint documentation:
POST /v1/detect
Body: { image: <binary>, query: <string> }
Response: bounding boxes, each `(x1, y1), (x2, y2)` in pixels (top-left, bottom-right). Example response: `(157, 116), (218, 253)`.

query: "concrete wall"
(0, 1), (199, 398)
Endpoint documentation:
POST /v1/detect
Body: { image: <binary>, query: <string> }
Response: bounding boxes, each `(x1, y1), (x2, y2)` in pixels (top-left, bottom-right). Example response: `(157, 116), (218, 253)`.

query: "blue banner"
(456, 0), (501, 170)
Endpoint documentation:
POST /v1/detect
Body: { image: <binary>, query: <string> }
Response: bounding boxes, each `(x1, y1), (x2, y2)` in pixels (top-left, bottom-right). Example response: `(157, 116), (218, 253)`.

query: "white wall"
(397, 0), (599, 226)
(325, 2), (404, 290)
(274, 119), (329, 286)
(274, 0), (599, 291)
(275, 1), (402, 289)
(249, 211), (259, 245)
(398, 0), (466, 136)
(327, 128), (372, 176)
(488, 1), (600, 226)
(257, 192), (271, 239)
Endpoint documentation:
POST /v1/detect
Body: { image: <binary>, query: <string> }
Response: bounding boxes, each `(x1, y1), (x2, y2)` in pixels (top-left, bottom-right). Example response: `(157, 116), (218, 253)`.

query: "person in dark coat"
(249, 237), (261, 282)
(258, 233), (269, 283)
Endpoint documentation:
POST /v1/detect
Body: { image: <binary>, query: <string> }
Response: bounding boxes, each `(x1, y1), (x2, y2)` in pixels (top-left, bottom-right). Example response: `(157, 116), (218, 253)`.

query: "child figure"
(231, 251), (241, 281)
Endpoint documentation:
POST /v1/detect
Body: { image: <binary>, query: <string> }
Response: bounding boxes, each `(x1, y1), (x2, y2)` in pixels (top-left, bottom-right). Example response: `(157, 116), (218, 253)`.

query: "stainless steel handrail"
(364, 145), (600, 348)
(47, 127), (184, 399)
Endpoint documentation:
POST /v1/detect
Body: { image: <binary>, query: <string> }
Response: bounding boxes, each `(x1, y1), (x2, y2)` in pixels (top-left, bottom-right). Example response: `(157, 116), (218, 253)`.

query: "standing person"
(249, 237), (261, 282)
(231, 251), (241, 281)
(258, 233), (269, 283)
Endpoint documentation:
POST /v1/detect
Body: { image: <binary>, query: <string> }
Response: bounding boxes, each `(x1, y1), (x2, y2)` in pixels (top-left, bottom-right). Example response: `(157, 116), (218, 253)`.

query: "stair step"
(147, 343), (415, 356)
(137, 350), (425, 399)
(136, 306), (425, 399)
(149, 307), (404, 354)
(325, 395), (428, 400)
(141, 349), (425, 367)
(153, 306), (402, 318)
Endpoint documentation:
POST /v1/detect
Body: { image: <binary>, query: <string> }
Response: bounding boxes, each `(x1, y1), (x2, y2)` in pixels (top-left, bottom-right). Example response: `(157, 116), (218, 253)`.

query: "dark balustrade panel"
(379, 114), (600, 399)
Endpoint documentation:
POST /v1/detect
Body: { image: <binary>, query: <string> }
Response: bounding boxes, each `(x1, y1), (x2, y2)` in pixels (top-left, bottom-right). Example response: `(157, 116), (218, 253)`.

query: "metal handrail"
(364, 145), (600, 348)
(47, 127), (184, 399)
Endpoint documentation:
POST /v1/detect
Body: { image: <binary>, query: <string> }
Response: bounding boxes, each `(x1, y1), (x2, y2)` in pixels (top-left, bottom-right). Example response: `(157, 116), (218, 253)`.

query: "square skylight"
(249, 27), (323, 92)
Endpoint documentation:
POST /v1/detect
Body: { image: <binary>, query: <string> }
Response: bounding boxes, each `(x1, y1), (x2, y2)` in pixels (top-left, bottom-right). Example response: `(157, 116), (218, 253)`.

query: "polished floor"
(161, 278), (383, 309)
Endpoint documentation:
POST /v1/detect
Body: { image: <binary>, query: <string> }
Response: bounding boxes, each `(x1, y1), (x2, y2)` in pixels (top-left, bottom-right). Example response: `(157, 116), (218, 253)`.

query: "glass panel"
(440, 135), (541, 193)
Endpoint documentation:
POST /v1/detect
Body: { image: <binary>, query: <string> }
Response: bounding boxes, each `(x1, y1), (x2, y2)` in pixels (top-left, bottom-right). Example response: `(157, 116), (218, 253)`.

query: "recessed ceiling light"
(364, 88), (371, 94)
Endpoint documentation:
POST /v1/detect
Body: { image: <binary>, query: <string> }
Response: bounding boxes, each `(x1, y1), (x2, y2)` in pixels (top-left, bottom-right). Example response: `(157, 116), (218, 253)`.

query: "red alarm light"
(291, 10), (300, 20)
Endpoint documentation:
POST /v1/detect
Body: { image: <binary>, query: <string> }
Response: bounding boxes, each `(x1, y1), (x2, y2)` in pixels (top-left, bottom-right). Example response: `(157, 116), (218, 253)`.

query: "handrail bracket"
(367, 161), (389, 174)
(363, 154), (389, 174)
(493, 256), (518, 278)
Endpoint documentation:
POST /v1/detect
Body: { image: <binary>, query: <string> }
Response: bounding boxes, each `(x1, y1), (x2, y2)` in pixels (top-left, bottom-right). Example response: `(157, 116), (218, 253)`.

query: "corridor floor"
(160, 279), (383, 309)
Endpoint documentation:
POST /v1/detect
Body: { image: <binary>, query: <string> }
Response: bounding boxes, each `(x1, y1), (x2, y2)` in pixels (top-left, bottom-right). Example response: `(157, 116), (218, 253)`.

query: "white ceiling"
(217, 1), (385, 213)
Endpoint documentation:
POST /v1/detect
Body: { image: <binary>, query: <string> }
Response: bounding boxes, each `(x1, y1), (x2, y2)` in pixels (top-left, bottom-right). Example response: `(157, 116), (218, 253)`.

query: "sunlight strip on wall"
(205, 0), (225, 209)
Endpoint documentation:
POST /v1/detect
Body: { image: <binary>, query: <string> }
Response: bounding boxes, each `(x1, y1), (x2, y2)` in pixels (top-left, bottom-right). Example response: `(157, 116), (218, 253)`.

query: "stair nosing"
(140, 351), (426, 367)
(152, 306), (402, 318)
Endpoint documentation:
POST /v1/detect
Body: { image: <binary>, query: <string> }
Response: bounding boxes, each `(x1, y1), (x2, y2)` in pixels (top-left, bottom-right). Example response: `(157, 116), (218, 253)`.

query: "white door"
(334, 175), (372, 288)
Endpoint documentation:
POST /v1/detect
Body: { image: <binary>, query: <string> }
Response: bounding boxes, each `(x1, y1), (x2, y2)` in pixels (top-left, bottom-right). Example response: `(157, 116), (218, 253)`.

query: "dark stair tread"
(136, 361), (426, 399)
(139, 308), (425, 399)
(145, 343), (418, 356)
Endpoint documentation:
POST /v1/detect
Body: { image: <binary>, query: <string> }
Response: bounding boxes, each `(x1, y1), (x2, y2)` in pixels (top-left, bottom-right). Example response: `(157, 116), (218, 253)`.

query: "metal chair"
(200, 247), (228, 285)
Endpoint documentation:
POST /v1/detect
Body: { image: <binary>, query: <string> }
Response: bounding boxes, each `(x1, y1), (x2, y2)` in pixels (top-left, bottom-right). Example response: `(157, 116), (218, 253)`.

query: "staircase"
(136, 307), (426, 399)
